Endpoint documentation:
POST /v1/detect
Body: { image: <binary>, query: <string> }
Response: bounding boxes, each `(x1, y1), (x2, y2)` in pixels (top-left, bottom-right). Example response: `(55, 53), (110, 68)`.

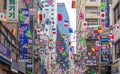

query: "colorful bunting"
(56, 41), (60, 45)
(48, 0), (53, 6)
(45, 19), (50, 25)
(58, 14), (62, 21)
(19, 13), (24, 21)
(52, 28), (56, 34)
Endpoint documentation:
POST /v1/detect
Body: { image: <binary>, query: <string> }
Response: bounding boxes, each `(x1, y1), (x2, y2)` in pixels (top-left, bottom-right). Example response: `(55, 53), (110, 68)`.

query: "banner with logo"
(19, 8), (29, 62)
(7, 0), (18, 22)
(100, 38), (110, 62)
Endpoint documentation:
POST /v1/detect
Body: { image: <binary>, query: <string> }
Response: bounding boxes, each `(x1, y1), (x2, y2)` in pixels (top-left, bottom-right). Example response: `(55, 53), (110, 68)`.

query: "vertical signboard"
(7, 0), (18, 22)
(100, 38), (110, 62)
(19, 8), (29, 62)
(101, 0), (110, 27)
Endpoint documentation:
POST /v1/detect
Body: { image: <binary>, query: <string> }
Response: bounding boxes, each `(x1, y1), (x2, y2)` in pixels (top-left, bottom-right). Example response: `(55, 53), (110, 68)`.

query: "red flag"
(25, 0), (30, 4)
(58, 14), (62, 21)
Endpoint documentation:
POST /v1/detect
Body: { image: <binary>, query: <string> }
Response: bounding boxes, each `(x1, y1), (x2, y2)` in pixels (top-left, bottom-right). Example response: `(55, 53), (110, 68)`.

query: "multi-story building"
(111, 0), (120, 73)
(76, 0), (101, 73)
(0, 0), (26, 74)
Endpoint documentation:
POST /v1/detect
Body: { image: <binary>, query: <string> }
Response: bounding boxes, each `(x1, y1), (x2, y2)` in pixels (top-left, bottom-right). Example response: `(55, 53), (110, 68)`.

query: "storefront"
(0, 42), (12, 74)
(112, 60), (120, 74)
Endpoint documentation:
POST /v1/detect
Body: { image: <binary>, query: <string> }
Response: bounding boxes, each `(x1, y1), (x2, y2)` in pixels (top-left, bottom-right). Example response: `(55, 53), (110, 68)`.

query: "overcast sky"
(56, 0), (76, 53)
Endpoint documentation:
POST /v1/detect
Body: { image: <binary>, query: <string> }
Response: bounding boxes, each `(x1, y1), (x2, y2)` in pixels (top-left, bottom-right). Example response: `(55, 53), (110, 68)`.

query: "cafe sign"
(7, 0), (18, 22)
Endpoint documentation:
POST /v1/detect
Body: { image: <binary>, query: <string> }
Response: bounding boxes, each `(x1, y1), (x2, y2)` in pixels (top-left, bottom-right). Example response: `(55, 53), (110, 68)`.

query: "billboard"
(100, 38), (110, 63)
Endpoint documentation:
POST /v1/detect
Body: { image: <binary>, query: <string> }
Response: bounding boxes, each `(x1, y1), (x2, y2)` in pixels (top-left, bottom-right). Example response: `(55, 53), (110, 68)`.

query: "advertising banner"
(19, 8), (29, 62)
(100, 38), (110, 62)
(7, 0), (18, 22)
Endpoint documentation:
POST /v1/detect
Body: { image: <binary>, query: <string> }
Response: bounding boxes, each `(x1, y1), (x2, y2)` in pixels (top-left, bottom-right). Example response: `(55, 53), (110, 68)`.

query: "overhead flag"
(58, 14), (62, 21)
(36, 29), (40, 34)
(48, 0), (53, 6)
(69, 28), (73, 33)
(61, 34), (65, 38)
(11, 29), (16, 35)
(56, 41), (60, 45)
(52, 28), (56, 34)
(45, 19), (50, 25)
(72, 0), (76, 8)
(101, 12), (106, 19)
(83, 21), (87, 27)
(79, 13), (84, 20)
(38, 14), (42, 21)
(100, 2), (106, 10)
(25, 0), (30, 4)
(98, 25), (102, 33)
(19, 13), (24, 21)
(64, 20), (69, 27)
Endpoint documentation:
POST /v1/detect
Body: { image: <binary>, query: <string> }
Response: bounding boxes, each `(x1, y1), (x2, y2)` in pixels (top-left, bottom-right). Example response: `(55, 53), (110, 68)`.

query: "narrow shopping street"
(0, 0), (119, 74)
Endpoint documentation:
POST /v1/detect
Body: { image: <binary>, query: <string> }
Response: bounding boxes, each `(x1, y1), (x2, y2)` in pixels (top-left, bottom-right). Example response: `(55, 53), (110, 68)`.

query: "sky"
(56, 0), (76, 53)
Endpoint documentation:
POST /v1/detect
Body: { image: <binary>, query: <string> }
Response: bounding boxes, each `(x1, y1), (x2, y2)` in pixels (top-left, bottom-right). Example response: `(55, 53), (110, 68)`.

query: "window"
(86, 7), (99, 15)
(86, 19), (99, 25)
(114, 3), (119, 24)
(115, 39), (120, 59)
(4, 0), (7, 9)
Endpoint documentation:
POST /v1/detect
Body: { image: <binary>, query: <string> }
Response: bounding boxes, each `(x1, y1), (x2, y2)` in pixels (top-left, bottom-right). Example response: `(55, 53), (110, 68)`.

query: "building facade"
(76, 0), (101, 73)
(0, 0), (26, 74)
(111, 0), (120, 74)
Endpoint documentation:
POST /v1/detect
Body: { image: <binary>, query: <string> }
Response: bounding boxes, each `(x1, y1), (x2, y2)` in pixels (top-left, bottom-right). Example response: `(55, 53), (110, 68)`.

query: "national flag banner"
(38, 14), (42, 21)
(61, 34), (66, 38)
(64, 20), (69, 27)
(11, 29), (16, 35)
(52, 28), (56, 34)
(100, 2), (106, 10)
(45, 19), (50, 25)
(48, 0), (53, 6)
(25, 0), (30, 4)
(93, 34), (98, 39)
(83, 21), (87, 26)
(36, 29), (40, 34)
(101, 12), (106, 19)
(56, 41), (60, 45)
(69, 28), (73, 33)
(101, 22), (106, 29)
(58, 14), (62, 21)
(79, 13), (84, 20)
(72, 0), (76, 8)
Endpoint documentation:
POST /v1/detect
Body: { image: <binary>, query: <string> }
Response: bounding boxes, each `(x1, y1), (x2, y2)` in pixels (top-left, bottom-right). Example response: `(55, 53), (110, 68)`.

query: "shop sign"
(100, 38), (110, 62)
(0, 42), (11, 61)
(7, 0), (18, 22)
